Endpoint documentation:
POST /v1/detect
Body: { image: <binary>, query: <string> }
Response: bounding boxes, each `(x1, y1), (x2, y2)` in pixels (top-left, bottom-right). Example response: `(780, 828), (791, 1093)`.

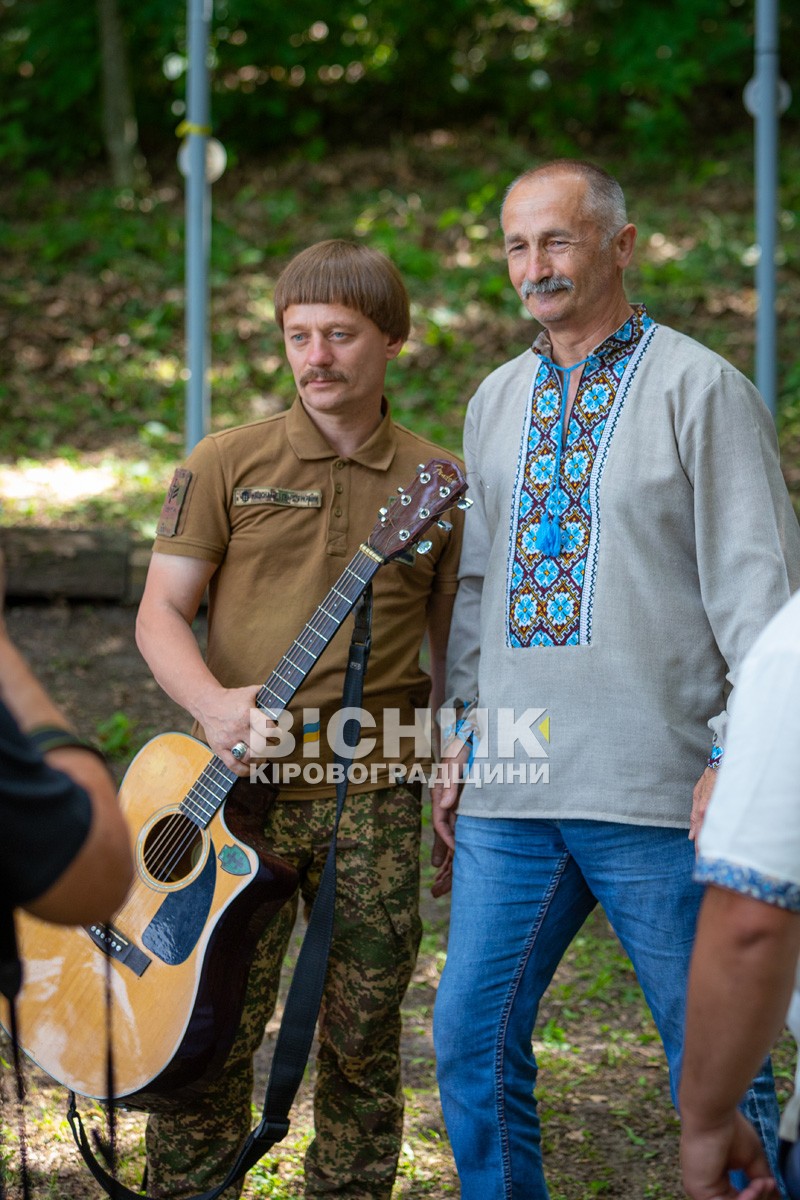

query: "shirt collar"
(285, 396), (398, 471)
(531, 303), (650, 363)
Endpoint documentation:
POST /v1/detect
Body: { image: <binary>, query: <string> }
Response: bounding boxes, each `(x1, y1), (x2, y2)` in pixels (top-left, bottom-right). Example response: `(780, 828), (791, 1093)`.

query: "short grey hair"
(502, 160), (628, 242)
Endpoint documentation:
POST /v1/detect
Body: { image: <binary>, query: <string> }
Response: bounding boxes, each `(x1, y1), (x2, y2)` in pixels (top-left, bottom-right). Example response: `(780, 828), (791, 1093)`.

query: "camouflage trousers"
(146, 783), (423, 1200)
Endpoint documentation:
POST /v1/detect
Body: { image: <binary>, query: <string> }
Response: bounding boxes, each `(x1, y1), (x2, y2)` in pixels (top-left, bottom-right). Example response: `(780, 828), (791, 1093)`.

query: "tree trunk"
(96, 0), (146, 189)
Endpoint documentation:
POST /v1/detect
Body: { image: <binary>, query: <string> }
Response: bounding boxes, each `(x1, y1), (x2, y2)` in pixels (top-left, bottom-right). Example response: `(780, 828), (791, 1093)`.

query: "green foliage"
(0, 1), (99, 168)
(1, 0), (798, 175)
(2, 134), (800, 532)
(95, 710), (138, 756)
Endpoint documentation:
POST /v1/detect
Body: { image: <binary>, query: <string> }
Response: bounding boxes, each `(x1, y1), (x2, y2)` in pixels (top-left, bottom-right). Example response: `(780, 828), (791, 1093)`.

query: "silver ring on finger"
(230, 741), (248, 761)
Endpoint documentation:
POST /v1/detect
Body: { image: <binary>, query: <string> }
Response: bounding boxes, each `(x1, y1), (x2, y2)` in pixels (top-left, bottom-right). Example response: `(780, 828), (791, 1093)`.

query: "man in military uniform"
(136, 239), (463, 1198)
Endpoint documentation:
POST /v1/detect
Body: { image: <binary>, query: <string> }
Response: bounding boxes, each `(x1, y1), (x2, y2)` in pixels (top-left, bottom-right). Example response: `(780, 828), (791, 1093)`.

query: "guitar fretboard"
(256, 547), (378, 717)
(178, 546), (380, 831)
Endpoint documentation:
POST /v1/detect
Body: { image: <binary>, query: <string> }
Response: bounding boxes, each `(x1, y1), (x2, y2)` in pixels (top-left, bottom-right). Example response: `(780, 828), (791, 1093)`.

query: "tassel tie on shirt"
(535, 354), (592, 557)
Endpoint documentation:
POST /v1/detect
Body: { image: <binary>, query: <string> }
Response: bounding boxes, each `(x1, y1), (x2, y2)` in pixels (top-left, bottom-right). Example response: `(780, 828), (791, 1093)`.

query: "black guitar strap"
(66, 585), (374, 1200)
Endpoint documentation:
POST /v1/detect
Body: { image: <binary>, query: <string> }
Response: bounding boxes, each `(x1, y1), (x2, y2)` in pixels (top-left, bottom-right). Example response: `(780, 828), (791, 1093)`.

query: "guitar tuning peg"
(397, 485), (406, 494)
(457, 497), (474, 510)
(379, 506), (389, 517)
(417, 540), (433, 555)
(417, 463), (425, 472)
(437, 520), (453, 532)
(439, 485), (451, 498)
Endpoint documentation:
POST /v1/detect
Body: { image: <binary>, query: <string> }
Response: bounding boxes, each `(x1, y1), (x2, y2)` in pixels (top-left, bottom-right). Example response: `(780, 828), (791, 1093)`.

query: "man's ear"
(616, 223), (637, 269)
(385, 335), (405, 362)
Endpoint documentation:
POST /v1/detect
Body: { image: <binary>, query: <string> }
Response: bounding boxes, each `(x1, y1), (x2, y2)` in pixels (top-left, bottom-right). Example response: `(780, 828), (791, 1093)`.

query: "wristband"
(451, 720), (477, 770)
(707, 743), (724, 772)
(27, 724), (107, 764)
(441, 697), (479, 745)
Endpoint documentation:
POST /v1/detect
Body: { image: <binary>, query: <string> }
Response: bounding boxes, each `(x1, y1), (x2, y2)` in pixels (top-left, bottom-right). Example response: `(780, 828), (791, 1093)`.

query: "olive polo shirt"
(153, 398), (464, 798)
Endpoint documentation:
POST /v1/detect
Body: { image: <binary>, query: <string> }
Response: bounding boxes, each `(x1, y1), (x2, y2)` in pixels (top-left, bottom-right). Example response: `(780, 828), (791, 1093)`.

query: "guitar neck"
(179, 545), (382, 831)
(176, 455), (469, 833)
(255, 544), (381, 716)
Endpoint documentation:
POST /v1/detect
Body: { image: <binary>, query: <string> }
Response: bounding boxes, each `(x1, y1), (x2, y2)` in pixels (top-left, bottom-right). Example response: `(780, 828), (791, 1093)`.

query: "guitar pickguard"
(142, 849), (216, 965)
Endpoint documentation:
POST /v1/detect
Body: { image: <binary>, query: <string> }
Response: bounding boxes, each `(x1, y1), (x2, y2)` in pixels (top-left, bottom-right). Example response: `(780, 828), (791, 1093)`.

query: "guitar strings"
(110, 755), (241, 904)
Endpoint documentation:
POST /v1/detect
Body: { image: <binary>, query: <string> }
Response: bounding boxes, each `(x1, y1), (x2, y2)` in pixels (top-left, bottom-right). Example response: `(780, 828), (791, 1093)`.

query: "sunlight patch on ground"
(0, 454), (172, 532)
(0, 459), (118, 504)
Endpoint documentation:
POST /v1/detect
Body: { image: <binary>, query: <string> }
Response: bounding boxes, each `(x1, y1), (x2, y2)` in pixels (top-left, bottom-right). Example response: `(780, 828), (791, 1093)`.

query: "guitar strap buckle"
(253, 1116), (291, 1146)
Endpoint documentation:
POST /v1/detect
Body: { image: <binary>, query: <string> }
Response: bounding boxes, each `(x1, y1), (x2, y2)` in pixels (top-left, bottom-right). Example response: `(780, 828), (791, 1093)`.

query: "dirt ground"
(2, 599), (795, 1199)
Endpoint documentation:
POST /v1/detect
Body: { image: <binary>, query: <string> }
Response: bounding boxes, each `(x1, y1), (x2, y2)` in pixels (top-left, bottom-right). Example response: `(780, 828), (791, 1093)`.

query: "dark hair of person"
(273, 239), (411, 342)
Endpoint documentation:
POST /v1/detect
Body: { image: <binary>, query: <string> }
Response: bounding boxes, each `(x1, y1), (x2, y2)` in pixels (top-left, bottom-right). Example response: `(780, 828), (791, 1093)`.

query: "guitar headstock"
(367, 459), (470, 562)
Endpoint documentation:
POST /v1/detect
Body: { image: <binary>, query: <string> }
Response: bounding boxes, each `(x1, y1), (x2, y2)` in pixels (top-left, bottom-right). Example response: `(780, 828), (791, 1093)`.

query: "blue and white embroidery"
(507, 306), (655, 648)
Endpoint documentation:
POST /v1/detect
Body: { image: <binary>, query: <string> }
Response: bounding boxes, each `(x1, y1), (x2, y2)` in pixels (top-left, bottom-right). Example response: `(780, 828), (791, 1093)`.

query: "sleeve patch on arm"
(157, 468), (193, 536)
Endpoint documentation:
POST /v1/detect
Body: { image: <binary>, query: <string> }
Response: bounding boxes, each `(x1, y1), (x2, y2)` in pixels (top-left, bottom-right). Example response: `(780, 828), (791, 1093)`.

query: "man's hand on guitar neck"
(194, 683), (263, 776)
(136, 555), (271, 777)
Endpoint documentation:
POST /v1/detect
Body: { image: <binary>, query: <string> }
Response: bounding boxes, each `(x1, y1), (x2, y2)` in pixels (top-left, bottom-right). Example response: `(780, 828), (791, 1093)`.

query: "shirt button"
(335, 460), (346, 470)
(335, 483), (343, 494)
(334, 506), (342, 517)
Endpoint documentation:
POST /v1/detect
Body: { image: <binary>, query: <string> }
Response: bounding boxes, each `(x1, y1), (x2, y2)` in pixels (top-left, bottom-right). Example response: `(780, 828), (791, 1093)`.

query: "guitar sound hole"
(142, 813), (204, 884)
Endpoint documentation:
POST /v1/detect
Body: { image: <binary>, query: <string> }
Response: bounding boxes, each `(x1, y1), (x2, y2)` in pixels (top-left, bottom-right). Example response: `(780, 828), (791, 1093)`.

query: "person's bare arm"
(24, 746), (132, 925)
(426, 591), (455, 735)
(0, 617), (132, 924)
(135, 552), (259, 773)
(0, 615), (85, 734)
(425, 590), (457, 895)
(679, 886), (800, 1200)
(689, 766), (718, 844)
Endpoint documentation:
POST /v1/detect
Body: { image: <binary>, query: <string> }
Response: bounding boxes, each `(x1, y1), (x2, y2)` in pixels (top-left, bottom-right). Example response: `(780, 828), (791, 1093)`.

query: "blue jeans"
(433, 817), (784, 1200)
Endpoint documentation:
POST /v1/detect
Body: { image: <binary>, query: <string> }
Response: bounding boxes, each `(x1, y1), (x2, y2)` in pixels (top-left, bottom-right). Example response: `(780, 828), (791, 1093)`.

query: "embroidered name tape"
(233, 487), (322, 508)
(157, 468), (193, 536)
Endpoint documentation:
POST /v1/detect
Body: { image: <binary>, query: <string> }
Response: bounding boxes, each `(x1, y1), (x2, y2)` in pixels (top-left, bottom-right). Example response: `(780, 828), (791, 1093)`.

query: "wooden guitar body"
(3, 732), (298, 1110)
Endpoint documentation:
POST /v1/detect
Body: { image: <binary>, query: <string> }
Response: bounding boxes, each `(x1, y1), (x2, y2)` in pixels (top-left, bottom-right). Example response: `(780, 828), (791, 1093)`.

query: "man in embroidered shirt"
(135, 239), (463, 1200)
(431, 159), (800, 1198)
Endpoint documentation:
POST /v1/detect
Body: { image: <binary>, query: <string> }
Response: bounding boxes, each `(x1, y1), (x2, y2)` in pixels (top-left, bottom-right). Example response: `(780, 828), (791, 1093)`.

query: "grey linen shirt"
(447, 320), (800, 826)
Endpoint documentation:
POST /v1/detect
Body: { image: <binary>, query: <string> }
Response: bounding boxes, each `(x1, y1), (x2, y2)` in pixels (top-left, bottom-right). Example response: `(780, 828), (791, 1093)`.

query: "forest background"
(2, 1), (800, 1197)
(2, 0), (800, 524)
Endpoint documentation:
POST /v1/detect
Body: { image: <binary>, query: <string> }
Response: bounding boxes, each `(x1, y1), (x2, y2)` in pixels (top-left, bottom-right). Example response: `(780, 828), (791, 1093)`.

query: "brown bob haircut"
(273, 239), (410, 343)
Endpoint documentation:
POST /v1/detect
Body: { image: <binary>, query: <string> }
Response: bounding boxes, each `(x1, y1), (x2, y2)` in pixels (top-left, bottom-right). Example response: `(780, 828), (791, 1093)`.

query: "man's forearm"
(136, 599), (225, 724)
(680, 887), (800, 1127)
(26, 747), (133, 924)
(0, 629), (79, 734)
(135, 561), (260, 770)
(426, 591), (455, 751)
(0, 630), (133, 923)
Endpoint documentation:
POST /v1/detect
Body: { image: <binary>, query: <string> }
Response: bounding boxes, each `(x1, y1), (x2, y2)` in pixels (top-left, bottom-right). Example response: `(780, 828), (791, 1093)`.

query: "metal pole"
(184, 0), (211, 451)
(753, 0), (779, 419)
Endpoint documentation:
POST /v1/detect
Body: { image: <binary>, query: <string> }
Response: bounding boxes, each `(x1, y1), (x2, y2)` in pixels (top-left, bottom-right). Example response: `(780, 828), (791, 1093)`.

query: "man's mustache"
(521, 276), (575, 298)
(299, 369), (348, 385)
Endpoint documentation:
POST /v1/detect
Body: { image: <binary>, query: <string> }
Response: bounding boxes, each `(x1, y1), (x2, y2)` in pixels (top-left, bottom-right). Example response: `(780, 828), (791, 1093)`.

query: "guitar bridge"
(85, 922), (151, 977)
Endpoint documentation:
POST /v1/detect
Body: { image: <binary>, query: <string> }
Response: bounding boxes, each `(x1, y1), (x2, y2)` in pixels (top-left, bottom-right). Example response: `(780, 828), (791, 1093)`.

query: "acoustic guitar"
(1, 459), (468, 1111)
